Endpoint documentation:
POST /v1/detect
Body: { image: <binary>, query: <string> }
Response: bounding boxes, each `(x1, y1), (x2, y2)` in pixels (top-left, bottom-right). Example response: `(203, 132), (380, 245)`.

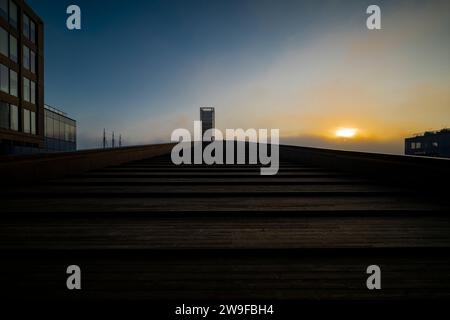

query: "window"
(9, 104), (17, 130)
(44, 113), (48, 136)
(30, 80), (35, 104)
(65, 123), (70, 141)
(0, 63), (9, 93)
(9, 0), (17, 29)
(416, 142), (422, 149)
(69, 124), (75, 142)
(69, 125), (73, 142)
(47, 116), (54, 138)
(0, 0), (7, 21)
(52, 117), (59, 139)
(68, 125), (73, 142)
(433, 142), (439, 148)
(0, 27), (7, 57)
(0, 101), (8, 129)
(23, 14), (37, 43)
(23, 14), (30, 39)
(23, 109), (30, 133)
(23, 77), (30, 102)
(30, 20), (36, 43)
(45, 114), (52, 138)
(0, 29), (18, 63)
(30, 50), (36, 73)
(0, 102), (18, 130)
(30, 111), (35, 134)
(9, 69), (17, 96)
(59, 117), (64, 139)
(9, 35), (17, 62)
(23, 45), (30, 70)
(72, 126), (76, 142)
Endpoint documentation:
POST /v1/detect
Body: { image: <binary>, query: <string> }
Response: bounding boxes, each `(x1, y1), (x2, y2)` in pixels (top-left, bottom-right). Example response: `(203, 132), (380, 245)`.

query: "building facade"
(200, 107), (215, 141)
(405, 129), (450, 159)
(0, 0), (44, 155)
(44, 104), (76, 152)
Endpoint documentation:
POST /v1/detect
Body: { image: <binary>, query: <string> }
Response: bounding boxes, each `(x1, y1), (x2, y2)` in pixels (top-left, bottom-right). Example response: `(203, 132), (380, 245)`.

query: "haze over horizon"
(28, 0), (450, 154)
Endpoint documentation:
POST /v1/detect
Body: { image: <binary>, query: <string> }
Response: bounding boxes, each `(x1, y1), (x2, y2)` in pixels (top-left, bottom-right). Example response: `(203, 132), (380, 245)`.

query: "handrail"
(0, 143), (175, 184)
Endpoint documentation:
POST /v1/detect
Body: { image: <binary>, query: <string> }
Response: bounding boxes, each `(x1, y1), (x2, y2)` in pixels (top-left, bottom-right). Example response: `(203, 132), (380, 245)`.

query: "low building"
(405, 129), (450, 159)
(44, 104), (76, 152)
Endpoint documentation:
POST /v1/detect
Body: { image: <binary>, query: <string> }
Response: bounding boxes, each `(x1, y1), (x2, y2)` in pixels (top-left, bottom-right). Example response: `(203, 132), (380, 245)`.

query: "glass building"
(405, 129), (450, 159)
(0, 0), (44, 155)
(44, 105), (76, 152)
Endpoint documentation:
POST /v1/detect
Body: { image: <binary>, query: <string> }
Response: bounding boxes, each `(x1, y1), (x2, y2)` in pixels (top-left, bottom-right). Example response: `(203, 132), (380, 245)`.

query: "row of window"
(0, 26), (17, 62)
(0, 101), (36, 134)
(1, 27), (36, 73)
(0, 101), (17, 131)
(45, 111), (76, 142)
(1, 102), (77, 141)
(45, 138), (76, 152)
(0, 63), (36, 103)
(0, 1), (36, 43)
(0, 0), (18, 30)
(410, 142), (439, 150)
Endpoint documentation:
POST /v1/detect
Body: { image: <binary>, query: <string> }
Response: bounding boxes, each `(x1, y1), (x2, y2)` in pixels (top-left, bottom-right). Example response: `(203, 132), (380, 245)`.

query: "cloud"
(76, 0), (450, 156)
(180, 1), (450, 155)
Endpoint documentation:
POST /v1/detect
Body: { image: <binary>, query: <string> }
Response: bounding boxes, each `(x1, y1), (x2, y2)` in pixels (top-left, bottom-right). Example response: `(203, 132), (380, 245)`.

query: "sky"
(27, 0), (450, 153)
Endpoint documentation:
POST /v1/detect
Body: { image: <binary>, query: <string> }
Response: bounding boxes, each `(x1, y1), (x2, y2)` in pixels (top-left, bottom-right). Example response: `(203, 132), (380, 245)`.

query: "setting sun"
(335, 128), (358, 138)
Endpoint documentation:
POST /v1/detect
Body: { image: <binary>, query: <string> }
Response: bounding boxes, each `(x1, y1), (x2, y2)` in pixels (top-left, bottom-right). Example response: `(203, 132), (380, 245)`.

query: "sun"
(335, 128), (358, 138)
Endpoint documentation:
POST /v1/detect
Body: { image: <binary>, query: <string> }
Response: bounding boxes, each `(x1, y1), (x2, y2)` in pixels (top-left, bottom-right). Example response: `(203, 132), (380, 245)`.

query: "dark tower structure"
(200, 107), (215, 142)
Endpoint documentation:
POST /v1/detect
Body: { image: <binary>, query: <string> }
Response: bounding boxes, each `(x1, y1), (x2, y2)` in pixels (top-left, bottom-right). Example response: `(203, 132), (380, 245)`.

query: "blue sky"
(27, 0), (449, 152)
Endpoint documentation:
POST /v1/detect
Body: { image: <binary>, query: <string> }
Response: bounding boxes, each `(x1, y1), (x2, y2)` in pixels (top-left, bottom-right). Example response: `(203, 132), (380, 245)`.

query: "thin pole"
(112, 132), (115, 148)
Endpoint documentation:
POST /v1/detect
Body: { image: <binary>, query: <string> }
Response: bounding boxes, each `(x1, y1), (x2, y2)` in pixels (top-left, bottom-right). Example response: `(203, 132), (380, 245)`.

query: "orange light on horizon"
(335, 128), (358, 138)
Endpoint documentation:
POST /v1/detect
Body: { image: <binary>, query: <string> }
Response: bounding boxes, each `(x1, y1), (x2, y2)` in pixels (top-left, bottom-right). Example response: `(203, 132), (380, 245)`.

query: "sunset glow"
(335, 128), (358, 138)
(26, 0), (450, 155)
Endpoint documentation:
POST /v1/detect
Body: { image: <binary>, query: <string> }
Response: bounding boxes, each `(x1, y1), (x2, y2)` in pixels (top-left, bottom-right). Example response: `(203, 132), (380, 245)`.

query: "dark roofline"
(408, 128), (450, 138)
(44, 104), (77, 123)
